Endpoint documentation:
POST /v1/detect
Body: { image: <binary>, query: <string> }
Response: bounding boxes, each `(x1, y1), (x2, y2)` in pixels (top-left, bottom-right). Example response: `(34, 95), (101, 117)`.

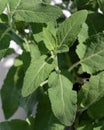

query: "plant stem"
(68, 61), (80, 72)
(54, 54), (60, 73)
(40, 80), (48, 87)
(7, 3), (13, 28)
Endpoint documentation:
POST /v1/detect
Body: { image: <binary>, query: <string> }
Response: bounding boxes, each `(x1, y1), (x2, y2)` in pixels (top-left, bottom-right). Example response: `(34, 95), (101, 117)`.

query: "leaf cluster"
(0, 0), (104, 130)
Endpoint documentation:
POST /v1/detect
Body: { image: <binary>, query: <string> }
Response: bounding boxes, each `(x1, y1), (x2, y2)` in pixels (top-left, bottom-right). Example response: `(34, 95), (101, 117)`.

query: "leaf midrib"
(81, 48), (104, 63)
(11, 9), (57, 15)
(59, 75), (67, 121)
(59, 16), (80, 46)
(29, 61), (47, 90)
(69, 46), (104, 71)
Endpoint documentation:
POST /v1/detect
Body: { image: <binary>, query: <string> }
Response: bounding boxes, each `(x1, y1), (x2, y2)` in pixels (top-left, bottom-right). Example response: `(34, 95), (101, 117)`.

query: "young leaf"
(78, 71), (104, 108)
(42, 28), (56, 51)
(48, 72), (77, 126)
(22, 55), (55, 97)
(23, 42), (41, 62)
(34, 95), (65, 130)
(8, 0), (62, 23)
(56, 10), (88, 48)
(34, 22), (57, 51)
(76, 33), (104, 74)
(1, 67), (19, 119)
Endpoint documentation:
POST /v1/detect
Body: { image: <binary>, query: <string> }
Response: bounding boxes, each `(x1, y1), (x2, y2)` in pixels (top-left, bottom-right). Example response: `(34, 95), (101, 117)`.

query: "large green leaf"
(56, 10), (88, 49)
(22, 55), (55, 97)
(1, 67), (19, 119)
(76, 33), (104, 74)
(8, 0), (62, 23)
(78, 12), (104, 43)
(34, 95), (65, 130)
(48, 72), (77, 126)
(0, 120), (31, 130)
(78, 71), (104, 108)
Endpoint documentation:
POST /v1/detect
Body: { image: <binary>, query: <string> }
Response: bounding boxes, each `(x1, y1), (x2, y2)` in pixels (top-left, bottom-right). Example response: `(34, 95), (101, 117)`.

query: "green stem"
(24, 38), (30, 52)
(54, 54), (60, 73)
(68, 61), (80, 72)
(7, 3), (13, 28)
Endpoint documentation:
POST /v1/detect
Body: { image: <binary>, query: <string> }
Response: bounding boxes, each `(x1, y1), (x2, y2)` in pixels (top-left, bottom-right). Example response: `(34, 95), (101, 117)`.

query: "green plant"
(0, 0), (104, 130)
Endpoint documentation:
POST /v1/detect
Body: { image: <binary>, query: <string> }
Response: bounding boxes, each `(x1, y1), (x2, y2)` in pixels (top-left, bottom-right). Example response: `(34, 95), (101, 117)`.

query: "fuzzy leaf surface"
(48, 72), (77, 126)
(56, 10), (88, 48)
(22, 55), (55, 97)
(76, 33), (104, 74)
(8, 0), (62, 23)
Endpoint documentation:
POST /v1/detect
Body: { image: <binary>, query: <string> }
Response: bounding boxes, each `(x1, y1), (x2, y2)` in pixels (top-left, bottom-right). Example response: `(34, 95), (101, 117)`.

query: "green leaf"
(78, 71), (104, 108)
(22, 55), (55, 97)
(1, 67), (19, 119)
(42, 27), (56, 51)
(48, 72), (77, 126)
(34, 22), (57, 51)
(8, 0), (62, 23)
(76, 13), (104, 73)
(23, 42), (41, 62)
(88, 96), (104, 119)
(29, 43), (41, 61)
(76, 33), (104, 74)
(34, 95), (65, 130)
(56, 10), (88, 48)
(0, 120), (31, 130)
(0, 24), (10, 60)
(77, 13), (104, 59)
(0, 0), (7, 14)
(56, 44), (69, 53)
